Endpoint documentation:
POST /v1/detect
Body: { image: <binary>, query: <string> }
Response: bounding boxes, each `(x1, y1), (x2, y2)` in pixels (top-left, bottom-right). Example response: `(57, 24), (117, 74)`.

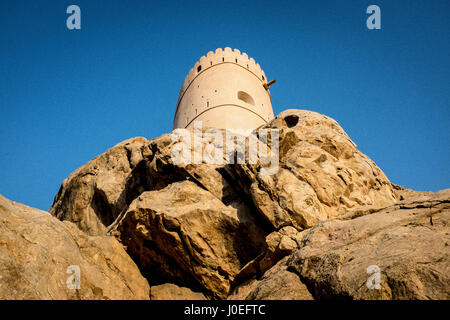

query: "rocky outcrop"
(150, 283), (206, 300)
(49, 135), (250, 236)
(49, 137), (153, 236)
(9, 108), (443, 300)
(110, 180), (266, 299)
(228, 110), (398, 231)
(237, 189), (449, 300)
(228, 257), (313, 300)
(50, 110), (398, 236)
(0, 194), (149, 300)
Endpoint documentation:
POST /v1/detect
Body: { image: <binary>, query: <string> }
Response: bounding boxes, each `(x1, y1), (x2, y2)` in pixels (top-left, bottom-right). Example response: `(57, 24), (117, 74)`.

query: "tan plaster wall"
(174, 48), (274, 130)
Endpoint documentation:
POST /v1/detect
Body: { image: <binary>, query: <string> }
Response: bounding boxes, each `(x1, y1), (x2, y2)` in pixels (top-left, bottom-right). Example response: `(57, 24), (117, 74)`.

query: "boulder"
(50, 137), (152, 235)
(228, 257), (313, 300)
(230, 109), (398, 230)
(286, 189), (450, 299)
(111, 180), (266, 299)
(150, 283), (206, 300)
(258, 226), (305, 273)
(44, 108), (448, 300)
(0, 194), (149, 300)
(50, 109), (398, 245)
(50, 133), (254, 236)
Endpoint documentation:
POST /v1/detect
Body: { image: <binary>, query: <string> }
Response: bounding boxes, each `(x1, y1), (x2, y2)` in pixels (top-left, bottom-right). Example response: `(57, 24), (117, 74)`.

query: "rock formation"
(150, 283), (206, 300)
(111, 180), (266, 299)
(0, 194), (149, 299)
(1, 109), (448, 300)
(229, 109), (398, 230)
(230, 189), (450, 300)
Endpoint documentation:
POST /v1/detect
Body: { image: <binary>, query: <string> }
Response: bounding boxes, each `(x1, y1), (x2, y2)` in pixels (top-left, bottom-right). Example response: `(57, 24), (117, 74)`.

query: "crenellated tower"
(173, 47), (275, 130)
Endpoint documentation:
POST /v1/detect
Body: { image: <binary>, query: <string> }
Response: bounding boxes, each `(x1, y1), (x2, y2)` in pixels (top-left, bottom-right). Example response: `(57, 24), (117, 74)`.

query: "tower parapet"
(174, 47), (275, 130)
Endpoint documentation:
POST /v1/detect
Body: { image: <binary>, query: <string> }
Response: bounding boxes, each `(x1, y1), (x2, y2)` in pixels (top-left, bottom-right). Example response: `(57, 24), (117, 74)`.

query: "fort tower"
(173, 47), (275, 130)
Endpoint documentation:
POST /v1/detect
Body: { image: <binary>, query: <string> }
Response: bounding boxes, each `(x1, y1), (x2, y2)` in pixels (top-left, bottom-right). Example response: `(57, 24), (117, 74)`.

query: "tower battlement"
(177, 48), (267, 105)
(174, 48), (274, 130)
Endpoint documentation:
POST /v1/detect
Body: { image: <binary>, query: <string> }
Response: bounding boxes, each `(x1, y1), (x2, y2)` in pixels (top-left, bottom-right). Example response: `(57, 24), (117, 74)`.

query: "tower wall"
(173, 48), (274, 130)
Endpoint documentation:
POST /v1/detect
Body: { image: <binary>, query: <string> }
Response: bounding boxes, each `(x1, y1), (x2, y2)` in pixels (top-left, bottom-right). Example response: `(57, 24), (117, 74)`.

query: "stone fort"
(173, 48), (275, 130)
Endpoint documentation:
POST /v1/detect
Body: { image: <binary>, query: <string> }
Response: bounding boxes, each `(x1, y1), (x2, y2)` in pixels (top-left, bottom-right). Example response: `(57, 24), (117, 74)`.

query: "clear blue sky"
(1, 0), (449, 210)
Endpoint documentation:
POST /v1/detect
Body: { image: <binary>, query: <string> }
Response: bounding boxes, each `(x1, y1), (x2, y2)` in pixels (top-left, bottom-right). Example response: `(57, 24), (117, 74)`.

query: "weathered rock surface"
(228, 257), (313, 300)
(229, 109), (398, 231)
(257, 226), (304, 274)
(0, 194), (149, 300)
(35, 108), (447, 300)
(285, 189), (450, 300)
(50, 110), (398, 236)
(229, 189), (450, 300)
(50, 133), (252, 236)
(111, 180), (266, 299)
(150, 283), (206, 300)
(50, 137), (153, 236)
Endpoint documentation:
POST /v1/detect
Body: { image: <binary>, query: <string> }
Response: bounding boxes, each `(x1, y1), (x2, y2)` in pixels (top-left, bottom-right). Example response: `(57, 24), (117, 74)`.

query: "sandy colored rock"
(150, 283), (206, 300)
(229, 109), (398, 231)
(111, 180), (266, 299)
(45, 108), (448, 300)
(50, 137), (151, 235)
(51, 109), (398, 235)
(286, 189), (450, 299)
(258, 226), (304, 273)
(50, 132), (253, 236)
(229, 257), (313, 300)
(231, 225), (305, 286)
(0, 194), (149, 300)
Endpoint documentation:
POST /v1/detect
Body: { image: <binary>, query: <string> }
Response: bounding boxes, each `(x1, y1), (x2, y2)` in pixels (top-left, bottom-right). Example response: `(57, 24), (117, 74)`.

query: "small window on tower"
(197, 65), (202, 72)
(237, 91), (255, 106)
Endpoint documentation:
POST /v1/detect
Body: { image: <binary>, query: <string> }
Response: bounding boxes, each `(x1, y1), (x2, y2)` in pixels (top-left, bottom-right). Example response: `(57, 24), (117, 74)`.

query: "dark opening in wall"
(235, 58), (238, 63)
(197, 65), (202, 72)
(237, 91), (255, 106)
(284, 115), (299, 128)
(222, 57), (224, 62)
(262, 75), (265, 80)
